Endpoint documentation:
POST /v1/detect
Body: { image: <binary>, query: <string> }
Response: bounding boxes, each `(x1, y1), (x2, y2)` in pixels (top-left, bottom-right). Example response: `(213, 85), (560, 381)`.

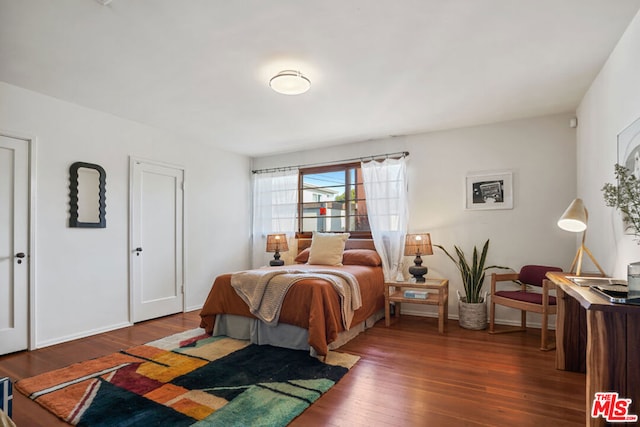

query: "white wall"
(576, 9), (640, 278)
(0, 82), (251, 348)
(253, 113), (577, 325)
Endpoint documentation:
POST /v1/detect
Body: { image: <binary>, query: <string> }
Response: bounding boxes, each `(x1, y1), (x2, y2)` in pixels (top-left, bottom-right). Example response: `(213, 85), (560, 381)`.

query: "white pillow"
(308, 232), (350, 266)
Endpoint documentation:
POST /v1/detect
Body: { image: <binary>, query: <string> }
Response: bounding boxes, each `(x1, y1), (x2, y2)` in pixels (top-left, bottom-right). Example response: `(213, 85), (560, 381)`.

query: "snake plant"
(435, 239), (507, 303)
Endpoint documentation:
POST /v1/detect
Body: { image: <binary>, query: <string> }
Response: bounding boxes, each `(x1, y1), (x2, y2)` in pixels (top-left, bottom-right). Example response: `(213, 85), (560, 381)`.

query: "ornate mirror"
(69, 161), (106, 228)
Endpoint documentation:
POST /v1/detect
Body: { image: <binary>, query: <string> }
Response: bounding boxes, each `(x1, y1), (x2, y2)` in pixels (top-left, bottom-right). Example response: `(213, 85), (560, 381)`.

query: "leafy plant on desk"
(434, 239), (508, 303)
(602, 164), (640, 242)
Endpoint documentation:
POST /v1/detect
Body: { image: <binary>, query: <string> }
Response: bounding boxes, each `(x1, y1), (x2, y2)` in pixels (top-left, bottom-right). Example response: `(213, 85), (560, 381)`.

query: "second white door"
(130, 158), (184, 323)
(0, 134), (29, 355)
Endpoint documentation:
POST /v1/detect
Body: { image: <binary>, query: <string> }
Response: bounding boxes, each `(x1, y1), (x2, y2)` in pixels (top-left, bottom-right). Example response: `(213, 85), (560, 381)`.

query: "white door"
(130, 158), (184, 322)
(0, 135), (29, 355)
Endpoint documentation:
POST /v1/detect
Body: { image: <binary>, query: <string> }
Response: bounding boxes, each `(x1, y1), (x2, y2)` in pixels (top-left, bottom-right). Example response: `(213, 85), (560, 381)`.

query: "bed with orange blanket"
(199, 242), (384, 356)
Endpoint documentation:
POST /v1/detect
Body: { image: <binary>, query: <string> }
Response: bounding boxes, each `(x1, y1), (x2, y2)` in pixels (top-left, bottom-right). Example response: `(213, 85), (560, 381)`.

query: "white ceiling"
(1, 0), (639, 157)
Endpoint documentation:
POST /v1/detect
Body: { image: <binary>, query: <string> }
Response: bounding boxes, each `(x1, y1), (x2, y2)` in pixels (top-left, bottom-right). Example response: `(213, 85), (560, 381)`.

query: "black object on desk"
(590, 285), (640, 305)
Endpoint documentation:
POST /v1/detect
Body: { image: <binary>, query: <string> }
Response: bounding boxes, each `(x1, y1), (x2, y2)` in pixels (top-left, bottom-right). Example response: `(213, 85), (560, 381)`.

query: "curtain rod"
(251, 151), (409, 174)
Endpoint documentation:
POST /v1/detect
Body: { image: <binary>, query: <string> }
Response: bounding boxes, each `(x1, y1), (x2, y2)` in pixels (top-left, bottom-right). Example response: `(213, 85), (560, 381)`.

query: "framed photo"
(465, 171), (513, 210)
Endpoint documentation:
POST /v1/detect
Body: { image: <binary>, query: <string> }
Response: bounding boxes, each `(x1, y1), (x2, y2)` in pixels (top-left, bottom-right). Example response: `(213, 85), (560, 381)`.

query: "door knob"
(135, 247), (143, 256)
(16, 252), (25, 264)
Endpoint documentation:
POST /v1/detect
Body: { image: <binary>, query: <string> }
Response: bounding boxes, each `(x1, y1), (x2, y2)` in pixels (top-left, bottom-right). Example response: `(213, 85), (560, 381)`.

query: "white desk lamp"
(557, 198), (606, 276)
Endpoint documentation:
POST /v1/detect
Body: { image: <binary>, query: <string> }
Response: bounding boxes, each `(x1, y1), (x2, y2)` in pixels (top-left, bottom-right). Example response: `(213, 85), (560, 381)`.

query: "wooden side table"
(384, 278), (449, 333)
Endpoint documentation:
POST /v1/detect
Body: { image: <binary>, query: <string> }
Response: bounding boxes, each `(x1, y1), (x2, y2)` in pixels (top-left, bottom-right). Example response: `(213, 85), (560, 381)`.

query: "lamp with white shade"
(557, 198), (606, 276)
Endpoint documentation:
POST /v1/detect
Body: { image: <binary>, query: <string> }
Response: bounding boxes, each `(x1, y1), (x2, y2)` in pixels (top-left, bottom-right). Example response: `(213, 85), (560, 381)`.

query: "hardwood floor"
(0, 312), (586, 426)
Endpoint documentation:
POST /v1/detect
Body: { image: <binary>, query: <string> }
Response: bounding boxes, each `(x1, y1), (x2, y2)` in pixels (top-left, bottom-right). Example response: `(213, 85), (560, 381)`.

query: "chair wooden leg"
(540, 313), (556, 351)
(489, 300), (495, 333)
(488, 305), (526, 335)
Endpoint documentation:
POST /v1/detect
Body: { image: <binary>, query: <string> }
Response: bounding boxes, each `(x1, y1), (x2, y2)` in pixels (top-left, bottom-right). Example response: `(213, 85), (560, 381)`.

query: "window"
(298, 163), (370, 238)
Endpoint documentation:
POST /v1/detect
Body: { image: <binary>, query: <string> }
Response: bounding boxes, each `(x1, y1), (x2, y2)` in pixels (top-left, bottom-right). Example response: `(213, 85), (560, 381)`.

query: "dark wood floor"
(0, 312), (586, 426)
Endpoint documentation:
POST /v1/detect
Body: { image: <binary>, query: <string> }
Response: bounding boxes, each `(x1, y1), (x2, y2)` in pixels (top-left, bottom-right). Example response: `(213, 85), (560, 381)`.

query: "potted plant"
(435, 239), (507, 330)
(602, 163), (640, 241)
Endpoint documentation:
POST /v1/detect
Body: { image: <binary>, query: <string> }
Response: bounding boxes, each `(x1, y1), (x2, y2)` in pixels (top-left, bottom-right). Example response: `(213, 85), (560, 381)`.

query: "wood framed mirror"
(69, 161), (106, 228)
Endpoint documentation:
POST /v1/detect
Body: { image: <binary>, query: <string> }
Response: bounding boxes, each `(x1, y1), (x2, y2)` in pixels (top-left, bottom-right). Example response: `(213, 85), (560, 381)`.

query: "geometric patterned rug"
(15, 329), (359, 426)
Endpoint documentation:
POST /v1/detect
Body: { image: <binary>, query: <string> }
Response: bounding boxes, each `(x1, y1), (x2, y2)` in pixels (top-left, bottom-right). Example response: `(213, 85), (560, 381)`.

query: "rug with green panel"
(15, 329), (359, 426)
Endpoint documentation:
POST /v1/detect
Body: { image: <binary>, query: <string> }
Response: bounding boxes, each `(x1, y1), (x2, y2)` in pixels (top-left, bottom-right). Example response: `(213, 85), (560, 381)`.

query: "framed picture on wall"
(465, 170), (513, 210)
(617, 116), (640, 234)
(618, 116), (640, 177)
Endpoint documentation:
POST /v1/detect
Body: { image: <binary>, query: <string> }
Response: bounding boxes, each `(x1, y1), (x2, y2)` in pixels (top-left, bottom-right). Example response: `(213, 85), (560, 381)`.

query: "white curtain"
(361, 157), (409, 281)
(251, 169), (298, 268)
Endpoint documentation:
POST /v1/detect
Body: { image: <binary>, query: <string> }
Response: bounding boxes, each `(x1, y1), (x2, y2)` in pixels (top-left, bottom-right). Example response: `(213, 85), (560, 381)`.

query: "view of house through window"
(298, 163), (370, 237)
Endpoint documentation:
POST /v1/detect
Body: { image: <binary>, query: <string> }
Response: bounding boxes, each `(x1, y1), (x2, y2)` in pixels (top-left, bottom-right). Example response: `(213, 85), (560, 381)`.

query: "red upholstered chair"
(489, 265), (563, 351)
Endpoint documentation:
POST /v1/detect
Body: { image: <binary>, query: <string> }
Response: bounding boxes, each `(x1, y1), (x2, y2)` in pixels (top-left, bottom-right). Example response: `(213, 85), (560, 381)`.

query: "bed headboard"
(297, 238), (376, 253)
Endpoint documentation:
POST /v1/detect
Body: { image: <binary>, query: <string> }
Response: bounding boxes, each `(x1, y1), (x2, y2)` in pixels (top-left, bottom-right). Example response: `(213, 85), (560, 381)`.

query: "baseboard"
(396, 307), (556, 330)
(35, 321), (132, 349)
(397, 308), (441, 319)
(489, 318), (556, 330)
(186, 304), (202, 312)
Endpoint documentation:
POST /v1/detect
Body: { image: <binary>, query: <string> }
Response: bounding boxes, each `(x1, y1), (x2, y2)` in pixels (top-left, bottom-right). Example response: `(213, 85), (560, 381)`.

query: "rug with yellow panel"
(16, 329), (359, 426)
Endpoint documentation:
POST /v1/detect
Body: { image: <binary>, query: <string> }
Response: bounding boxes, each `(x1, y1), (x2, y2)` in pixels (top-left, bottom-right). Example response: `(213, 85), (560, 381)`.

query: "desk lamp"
(557, 198), (606, 276)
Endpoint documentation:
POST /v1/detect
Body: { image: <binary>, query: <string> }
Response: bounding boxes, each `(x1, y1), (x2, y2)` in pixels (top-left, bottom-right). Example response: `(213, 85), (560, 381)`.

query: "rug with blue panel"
(15, 329), (359, 426)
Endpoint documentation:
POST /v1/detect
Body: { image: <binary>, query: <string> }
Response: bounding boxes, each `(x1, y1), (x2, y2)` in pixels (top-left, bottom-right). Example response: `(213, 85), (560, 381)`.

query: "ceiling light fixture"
(269, 70), (311, 95)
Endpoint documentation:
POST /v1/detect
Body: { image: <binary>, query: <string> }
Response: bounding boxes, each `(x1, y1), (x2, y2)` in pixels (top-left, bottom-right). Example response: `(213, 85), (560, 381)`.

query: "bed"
(199, 236), (385, 356)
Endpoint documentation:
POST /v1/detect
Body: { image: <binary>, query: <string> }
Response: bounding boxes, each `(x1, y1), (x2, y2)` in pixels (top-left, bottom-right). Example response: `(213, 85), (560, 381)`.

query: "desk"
(547, 272), (640, 427)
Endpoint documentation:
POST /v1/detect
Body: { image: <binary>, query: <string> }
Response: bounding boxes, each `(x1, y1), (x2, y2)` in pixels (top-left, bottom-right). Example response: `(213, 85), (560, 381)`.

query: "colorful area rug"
(16, 329), (359, 426)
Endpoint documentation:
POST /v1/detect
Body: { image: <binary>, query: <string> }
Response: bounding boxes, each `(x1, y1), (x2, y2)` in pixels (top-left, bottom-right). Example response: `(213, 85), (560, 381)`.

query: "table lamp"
(404, 233), (433, 282)
(266, 234), (289, 266)
(557, 198), (605, 276)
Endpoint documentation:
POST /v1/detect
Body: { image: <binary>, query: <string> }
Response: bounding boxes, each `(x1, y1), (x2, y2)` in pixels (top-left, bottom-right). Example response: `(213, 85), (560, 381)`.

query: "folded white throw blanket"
(230, 268), (362, 330)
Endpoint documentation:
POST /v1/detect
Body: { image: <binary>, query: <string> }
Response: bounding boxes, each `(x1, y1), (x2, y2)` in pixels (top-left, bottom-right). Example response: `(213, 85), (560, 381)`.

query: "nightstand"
(384, 278), (449, 333)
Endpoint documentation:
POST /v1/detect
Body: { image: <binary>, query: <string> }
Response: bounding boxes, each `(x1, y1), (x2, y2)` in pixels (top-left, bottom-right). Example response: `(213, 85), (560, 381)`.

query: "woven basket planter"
(457, 290), (487, 330)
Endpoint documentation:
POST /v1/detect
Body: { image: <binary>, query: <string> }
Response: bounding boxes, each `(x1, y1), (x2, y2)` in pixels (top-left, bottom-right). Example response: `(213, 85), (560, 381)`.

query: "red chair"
(489, 265), (562, 350)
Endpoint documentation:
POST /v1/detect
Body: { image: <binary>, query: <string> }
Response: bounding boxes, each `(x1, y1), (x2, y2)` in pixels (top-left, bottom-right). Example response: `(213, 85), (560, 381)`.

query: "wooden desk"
(547, 272), (640, 426)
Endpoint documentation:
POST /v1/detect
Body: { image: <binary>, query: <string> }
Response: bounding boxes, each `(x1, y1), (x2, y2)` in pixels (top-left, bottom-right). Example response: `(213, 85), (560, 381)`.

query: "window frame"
(297, 162), (372, 239)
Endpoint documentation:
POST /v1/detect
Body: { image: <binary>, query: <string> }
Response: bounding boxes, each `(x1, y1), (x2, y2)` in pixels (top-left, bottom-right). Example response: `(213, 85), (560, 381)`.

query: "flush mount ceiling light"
(269, 70), (311, 95)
